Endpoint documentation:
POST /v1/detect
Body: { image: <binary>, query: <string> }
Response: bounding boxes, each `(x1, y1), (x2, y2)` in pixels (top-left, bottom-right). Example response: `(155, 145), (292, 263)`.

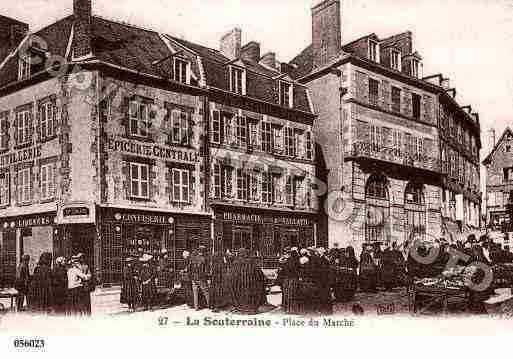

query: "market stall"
(409, 276), (469, 315)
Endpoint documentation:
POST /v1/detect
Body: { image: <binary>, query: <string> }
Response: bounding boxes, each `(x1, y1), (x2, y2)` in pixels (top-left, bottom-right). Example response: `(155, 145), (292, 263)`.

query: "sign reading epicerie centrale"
(106, 137), (199, 164)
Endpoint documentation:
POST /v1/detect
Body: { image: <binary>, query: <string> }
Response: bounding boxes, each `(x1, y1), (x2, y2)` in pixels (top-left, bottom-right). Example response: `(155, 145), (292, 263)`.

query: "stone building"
(0, 0), (316, 285)
(288, 0), (480, 253)
(483, 127), (513, 234)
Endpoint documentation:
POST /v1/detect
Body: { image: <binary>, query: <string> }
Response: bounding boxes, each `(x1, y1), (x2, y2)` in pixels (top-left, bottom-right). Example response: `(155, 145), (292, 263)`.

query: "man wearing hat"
(67, 254), (91, 315)
(139, 254), (157, 311)
(189, 246), (210, 311)
(75, 253), (93, 315)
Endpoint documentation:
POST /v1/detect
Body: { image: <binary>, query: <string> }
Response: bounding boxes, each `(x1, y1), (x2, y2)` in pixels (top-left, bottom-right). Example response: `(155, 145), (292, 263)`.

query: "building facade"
(289, 0), (480, 254)
(483, 127), (513, 234)
(0, 0), (317, 286)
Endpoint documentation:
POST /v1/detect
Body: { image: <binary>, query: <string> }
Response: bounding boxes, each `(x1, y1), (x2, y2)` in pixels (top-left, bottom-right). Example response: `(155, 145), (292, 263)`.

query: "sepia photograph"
(0, 0), (513, 355)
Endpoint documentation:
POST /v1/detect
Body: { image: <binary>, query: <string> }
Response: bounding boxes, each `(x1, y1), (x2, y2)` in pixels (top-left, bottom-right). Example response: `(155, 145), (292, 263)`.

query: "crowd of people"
(14, 252), (94, 315)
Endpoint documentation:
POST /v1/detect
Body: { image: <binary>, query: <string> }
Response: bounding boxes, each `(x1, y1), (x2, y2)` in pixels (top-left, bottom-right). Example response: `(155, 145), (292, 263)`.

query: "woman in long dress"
(121, 258), (139, 312)
(52, 257), (69, 315)
(210, 252), (228, 312)
(139, 254), (157, 311)
(359, 244), (378, 293)
(281, 250), (301, 314)
(27, 252), (53, 314)
(336, 246), (358, 302)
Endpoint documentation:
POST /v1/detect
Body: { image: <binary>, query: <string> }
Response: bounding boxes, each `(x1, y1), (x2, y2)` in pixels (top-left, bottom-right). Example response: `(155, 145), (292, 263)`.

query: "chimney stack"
(220, 27), (241, 60)
(260, 52), (277, 69)
(73, 0), (92, 58)
(312, 0), (342, 69)
(488, 128), (496, 149)
(240, 41), (260, 63)
(441, 78), (450, 90)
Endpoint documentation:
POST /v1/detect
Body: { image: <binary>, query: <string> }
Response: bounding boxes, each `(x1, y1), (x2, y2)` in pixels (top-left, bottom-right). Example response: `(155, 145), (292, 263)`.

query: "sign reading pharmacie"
(220, 211), (312, 226)
(106, 136), (199, 164)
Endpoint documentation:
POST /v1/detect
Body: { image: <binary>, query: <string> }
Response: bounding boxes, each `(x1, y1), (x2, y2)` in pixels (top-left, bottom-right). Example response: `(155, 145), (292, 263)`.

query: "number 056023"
(13, 339), (45, 349)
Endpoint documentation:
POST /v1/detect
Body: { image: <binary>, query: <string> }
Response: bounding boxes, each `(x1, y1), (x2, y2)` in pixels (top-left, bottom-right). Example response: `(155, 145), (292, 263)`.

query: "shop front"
(0, 212), (57, 287)
(98, 207), (211, 285)
(212, 205), (317, 268)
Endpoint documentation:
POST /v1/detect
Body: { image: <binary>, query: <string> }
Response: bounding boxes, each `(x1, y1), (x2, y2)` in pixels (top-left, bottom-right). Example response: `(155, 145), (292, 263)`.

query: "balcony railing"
(347, 141), (440, 172)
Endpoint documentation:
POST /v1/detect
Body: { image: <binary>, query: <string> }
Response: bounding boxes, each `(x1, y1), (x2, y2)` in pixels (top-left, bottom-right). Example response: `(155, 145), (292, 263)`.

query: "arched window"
(365, 175), (390, 243)
(405, 182), (426, 241)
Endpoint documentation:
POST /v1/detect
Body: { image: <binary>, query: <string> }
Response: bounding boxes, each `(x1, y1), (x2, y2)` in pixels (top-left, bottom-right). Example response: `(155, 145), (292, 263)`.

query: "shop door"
(282, 230), (301, 249)
(0, 230), (16, 287)
(70, 224), (95, 264)
(233, 226), (253, 254)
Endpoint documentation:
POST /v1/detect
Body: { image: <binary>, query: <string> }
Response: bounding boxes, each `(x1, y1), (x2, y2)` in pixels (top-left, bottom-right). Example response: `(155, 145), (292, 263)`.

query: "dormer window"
(279, 81), (293, 108)
(18, 54), (31, 81)
(173, 57), (190, 84)
(411, 59), (420, 78)
(230, 66), (246, 95)
(368, 40), (379, 62)
(390, 49), (401, 71)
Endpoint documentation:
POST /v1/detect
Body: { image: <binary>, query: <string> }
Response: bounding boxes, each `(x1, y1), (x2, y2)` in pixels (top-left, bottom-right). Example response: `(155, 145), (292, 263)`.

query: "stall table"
(409, 284), (469, 315)
(0, 288), (19, 312)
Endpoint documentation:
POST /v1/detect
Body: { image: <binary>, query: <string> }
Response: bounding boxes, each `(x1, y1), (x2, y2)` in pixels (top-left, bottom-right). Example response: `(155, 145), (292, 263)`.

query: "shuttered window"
(40, 163), (55, 200)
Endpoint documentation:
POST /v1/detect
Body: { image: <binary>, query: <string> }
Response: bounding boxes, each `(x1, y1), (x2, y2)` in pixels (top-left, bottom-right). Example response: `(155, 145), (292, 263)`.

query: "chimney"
(461, 105), (472, 115)
(260, 52), (277, 69)
(488, 128), (496, 149)
(220, 27), (241, 60)
(280, 62), (295, 75)
(73, 0), (92, 58)
(0, 15), (29, 62)
(312, 0), (342, 68)
(441, 78), (450, 90)
(240, 41), (260, 63)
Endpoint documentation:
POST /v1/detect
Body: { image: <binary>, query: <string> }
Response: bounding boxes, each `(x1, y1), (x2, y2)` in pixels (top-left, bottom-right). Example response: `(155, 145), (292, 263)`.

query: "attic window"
(18, 54), (31, 81)
(173, 57), (190, 84)
(230, 66), (246, 95)
(279, 81), (293, 108)
(410, 59), (420, 78)
(368, 40), (379, 63)
(390, 49), (401, 71)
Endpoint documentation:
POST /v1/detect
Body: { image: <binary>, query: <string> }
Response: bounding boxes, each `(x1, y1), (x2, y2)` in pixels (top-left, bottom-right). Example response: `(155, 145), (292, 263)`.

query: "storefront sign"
(273, 217), (311, 226)
(0, 145), (42, 167)
(114, 212), (173, 225)
(107, 137), (199, 164)
(222, 212), (263, 224)
(2, 213), (56, 229)
(221, 212), (311, 227)
(57, 202), (96, 224)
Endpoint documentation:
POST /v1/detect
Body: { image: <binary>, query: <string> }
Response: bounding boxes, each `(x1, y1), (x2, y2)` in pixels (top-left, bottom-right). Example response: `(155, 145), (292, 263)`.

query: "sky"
(2, 0), (513, 156)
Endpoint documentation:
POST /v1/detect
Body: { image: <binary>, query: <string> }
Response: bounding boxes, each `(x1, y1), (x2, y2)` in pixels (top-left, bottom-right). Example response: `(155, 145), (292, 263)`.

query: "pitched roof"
(483, 127), (513, 165)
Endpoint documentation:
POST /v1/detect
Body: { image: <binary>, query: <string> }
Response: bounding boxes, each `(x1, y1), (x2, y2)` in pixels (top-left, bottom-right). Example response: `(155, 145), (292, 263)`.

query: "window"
(18, 54), (31, 81)
(305, 131), (313, 160)
(173, 58), (189, 84)
(0, 171), (10, 206)
(172, 168), (190, 203)
(211, 110), (221, 144)
(285, 176), (294, 206)
(261, 172), (272, 204)
(391, 87), (401, 113)
(368, 40), (379, 62)
(390, 49), (401, 70)
(129, 100), (150, 138)
(411, 59), (420, 78)
(392, 129), (402, 156)
(230, 66), (245, 95)
(234, 115), (247, 148)
(405, 182), (426, 241)
(273, 126), (283, 153)
(273, 175), (283, 203)
(414, 137), (424, 161)
(261, 121), (272, 152)
(250, 172), (260, 202)
(236, 168), (249, 201)
(506, 145), (511, 153)
(249, 121), (258, 150)
(369, 78), (379, 106)
(365, 175), (389, 243)
(129, 163), (149, 199)
(279, 81), (292, 107)
(412, 93), (421, 120)
(213, 163), (222, 198)
(17, 167), (31, 203)
(0, 113), (8, 150)
(223, 166), (233, 198)
(223, 113), (234, 144)
(16, 109), (32, 146)
(40, 101), (55, 139)
(40, 163), (55, 200)
(369, 125), (381, 152)
(284, 127), (295, 157)
(170, 109), (190, 145)
(504, 167), (513, 182)
(405, 182), (424, 205)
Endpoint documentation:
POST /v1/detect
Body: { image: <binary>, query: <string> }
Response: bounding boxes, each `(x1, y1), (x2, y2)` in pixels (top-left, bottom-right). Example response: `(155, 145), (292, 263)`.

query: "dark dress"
(281, 255), (301, 314)
(335, 255), (358, 302)
(14, 263), (31, 309)
(380, 248), (397, 291)
(27, 264), (53, 313)
(181, 258), (194, 308)
(298, 259), (318, 314)
(227, 256), (266, 314)
(211, 254), (229, 310)
(140, 264), (157, 308)
(121, 265), (139, 307)
(359, 252), (378, 292)
(313, 255), (333, 314)
(52, 265), (68, 314)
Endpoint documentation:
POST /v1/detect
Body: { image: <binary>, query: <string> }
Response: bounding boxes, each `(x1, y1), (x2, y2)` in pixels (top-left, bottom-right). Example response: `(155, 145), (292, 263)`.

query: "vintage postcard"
(1, 0), (513, 355)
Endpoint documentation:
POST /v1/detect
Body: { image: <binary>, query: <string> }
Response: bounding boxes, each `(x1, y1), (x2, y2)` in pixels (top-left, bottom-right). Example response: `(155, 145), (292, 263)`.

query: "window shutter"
(53, 102), (58, 136)
(13, 113), (19, 144)
(187, 112), (194, 145)
(36, 106), (41, 142)
(28, 111), (34, 144)
(122, 98), (130, 136)
(188, 170), (193, 203)
(402, 88), (412, 117)
(211, 110), (220, 144)
(1, 117), (8, 149)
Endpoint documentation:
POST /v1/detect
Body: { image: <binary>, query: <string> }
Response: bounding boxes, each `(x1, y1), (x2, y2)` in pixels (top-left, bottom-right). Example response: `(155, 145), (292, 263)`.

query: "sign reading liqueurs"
(107, 137), (199, 164)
